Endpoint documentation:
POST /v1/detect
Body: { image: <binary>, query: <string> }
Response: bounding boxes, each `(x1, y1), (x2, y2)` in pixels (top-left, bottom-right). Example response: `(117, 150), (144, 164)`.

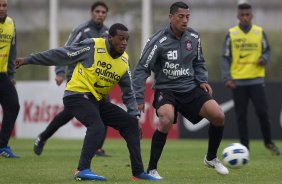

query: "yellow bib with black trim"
(65, 38), (129, 100)
(229, 25), (264, 79)
(0, 16), (15, 73)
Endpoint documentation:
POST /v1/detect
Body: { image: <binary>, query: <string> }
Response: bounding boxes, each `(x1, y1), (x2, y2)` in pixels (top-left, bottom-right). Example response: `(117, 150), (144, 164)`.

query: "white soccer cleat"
(204, 156), (229, 175)
(148, 169), (163, 179)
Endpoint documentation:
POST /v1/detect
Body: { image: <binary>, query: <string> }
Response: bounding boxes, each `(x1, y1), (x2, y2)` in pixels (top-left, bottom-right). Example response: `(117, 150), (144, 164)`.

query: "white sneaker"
(148, 169), (163, 179)
(204, 156), (229, 175)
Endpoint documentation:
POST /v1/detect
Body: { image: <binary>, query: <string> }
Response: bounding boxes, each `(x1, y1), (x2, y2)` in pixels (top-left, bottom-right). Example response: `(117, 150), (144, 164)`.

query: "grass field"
(1, 138), (281, 184)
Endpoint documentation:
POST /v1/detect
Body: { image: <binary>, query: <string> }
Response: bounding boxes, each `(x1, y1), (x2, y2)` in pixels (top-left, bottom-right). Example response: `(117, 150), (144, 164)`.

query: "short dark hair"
(170, 1), (189, 14)
(109, 23), (128, 36)
(238, 3), (252, 10)
(91, 1), (109, 12)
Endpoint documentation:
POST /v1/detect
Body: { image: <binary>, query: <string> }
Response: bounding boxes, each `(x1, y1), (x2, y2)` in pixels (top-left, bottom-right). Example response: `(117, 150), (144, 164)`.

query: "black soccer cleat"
(265, 143), (280, 156)
(33, 136), (46, 156)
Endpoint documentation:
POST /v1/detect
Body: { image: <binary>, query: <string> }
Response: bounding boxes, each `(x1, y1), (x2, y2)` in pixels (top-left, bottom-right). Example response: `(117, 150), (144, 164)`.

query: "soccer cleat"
(265, 143), (280, 156)
(34, 136), (46, 156)
(95, 149), (111, 157)
(148, 169), (163, 179)
(0, 146), (20, 158)
(204, 156), (229, 175)
(74, 169), (107, 181)
(131, 172), (161, 181)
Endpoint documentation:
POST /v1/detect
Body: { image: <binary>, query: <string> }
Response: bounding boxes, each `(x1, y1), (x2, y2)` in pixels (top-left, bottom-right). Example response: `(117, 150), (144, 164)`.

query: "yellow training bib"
(0, 17), (15, 73)
(229, 25), (264, 79)
(66, 38), (129, 100)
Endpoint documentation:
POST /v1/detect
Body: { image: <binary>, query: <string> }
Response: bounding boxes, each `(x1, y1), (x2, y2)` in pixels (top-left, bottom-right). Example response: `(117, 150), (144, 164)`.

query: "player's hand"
(138, 104), (145, 113)
(257, 57), (265, 66)
(10, 78), (16, 85)
(55, 75), (65, 86)
(14, 58), (25, 69)
(200, 83), (213, 95)
(225, 80), (236, 89)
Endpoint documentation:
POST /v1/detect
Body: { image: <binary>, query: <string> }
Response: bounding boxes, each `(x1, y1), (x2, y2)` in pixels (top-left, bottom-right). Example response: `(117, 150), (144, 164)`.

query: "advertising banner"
(1, 81), (281, 140)
(0, 81), (178, 139)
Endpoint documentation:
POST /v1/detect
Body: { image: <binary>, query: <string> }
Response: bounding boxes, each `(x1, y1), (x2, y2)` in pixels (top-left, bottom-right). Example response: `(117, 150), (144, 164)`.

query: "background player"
(0, 0), (20, 158)
(220, 3), (280, 155)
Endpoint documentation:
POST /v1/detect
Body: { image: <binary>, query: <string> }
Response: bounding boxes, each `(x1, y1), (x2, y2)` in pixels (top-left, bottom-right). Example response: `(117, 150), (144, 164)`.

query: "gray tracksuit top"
(24, 38), (139, 117)
(133, 26), (208, 105)
(55, 20), (108, 81)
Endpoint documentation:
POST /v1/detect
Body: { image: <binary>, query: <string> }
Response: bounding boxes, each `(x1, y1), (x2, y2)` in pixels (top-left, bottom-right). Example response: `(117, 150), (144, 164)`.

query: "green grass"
(1, 139), (282, 184)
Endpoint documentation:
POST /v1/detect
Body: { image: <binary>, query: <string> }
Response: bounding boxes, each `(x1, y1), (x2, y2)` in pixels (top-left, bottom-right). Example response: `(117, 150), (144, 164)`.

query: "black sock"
(207, 124), (224, 161)
(147, 130), (168, 171)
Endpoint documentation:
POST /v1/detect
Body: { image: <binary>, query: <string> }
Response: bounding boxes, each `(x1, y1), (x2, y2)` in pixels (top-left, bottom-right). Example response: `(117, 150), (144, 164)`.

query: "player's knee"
(218, 111), (225, 125)
(129, 115), (139, 124)
(3, 102), (20, 115)
(211, 110), (225, 126)
(256, 109), (268, 118)
(13, 102), (20, 113)
(88, 122), (106, 137)
(158, 115), (173, 133)
(126, 115), (139, 128)
(119, 117), (140, 142)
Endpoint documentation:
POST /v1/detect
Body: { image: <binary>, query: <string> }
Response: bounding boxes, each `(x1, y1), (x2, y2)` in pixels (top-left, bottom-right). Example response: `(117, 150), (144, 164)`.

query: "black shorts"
(153, 86), (213, 124)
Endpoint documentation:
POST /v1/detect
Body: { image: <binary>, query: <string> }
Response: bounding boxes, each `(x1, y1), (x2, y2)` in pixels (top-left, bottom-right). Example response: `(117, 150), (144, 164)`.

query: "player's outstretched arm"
(15, 41), (94, 69)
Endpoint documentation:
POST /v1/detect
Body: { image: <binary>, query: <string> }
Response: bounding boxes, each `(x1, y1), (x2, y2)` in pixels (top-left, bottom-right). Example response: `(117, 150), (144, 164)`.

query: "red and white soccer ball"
(222, 143), (249, 169)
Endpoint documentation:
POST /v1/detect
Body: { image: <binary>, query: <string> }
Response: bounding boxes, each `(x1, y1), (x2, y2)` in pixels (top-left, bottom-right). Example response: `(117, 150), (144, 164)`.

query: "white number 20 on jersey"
(167, 50), (178, 60)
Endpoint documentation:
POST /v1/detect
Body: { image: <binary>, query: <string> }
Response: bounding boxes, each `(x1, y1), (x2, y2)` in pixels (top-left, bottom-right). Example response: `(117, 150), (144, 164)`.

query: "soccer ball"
(222, 143), (249, 169)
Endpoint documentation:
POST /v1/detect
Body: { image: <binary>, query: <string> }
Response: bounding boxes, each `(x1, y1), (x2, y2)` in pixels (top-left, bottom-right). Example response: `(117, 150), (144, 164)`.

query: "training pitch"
(1, 138), (281, 184)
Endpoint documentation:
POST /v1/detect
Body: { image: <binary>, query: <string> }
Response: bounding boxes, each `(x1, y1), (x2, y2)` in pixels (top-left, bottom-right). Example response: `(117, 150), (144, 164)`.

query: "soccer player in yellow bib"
(220, 3), (280, 155)
(34, 1), (111, 157)
(0, 0), (20, 158)
(15, 23), (160, 181)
